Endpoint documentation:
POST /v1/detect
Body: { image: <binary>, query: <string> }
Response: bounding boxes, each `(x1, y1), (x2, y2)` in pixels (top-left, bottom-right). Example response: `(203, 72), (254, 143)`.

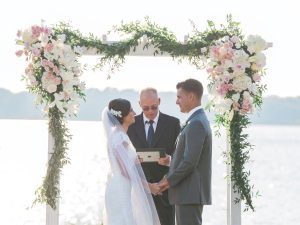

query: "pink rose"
(45, 43), (54, 52)
(15, 50), (23, 57)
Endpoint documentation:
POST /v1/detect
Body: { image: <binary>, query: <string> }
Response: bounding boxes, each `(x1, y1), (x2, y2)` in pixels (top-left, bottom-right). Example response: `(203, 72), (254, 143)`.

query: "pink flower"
(53, 66), (60, 75)
(42, 27), (52, 36)
(252, 73), (261, 82)
(241, 98), (252, 113)
(45, 43), (54, 52)
(41, 59), (49, 67)
(32, 48), (41, 57)
(217, 83), (232, 96)
(31, 25), (42, 39)
(15, 50), (23, 57)
(48, 61), (55, 68)
(16, 30), (22, 38)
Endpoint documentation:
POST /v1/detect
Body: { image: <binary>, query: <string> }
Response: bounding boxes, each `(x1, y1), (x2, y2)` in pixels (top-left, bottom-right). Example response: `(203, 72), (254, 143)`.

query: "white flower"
(230, 36), (240, 44)
(215, 98), (233, 114)
(57, 34), (66, 43)
(110, 109), (122, 117)
(200, 47), (207, 53)
(49, 92), (65, 113)
(246, 35), (268, 54)
(46, 83), (57, 93)
(21, 28), (34, 44)
(73, 46), (87, 55)
(232, 75), (252, 92)
(249, 52), (266, 71)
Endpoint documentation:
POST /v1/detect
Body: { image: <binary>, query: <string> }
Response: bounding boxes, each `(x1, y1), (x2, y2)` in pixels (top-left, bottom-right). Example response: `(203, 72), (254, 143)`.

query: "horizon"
(2, 0), (300, 97)
(1, 86), (300, 99)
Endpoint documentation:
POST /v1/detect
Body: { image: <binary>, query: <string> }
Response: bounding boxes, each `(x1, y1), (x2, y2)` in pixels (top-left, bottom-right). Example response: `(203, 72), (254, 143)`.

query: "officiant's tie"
(146, 120), (154, 147)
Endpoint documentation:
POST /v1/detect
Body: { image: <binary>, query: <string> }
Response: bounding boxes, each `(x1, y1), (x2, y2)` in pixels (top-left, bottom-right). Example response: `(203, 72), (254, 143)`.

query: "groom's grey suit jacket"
(167, 108), (212, 205)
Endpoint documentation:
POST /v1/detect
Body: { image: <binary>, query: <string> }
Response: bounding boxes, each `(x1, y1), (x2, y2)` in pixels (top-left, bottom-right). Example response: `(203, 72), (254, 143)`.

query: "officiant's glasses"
(142, 105), (158, 111)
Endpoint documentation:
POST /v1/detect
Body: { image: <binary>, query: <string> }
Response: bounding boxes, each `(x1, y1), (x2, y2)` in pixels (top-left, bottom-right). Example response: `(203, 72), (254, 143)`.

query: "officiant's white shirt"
(143, 111), (160, 137)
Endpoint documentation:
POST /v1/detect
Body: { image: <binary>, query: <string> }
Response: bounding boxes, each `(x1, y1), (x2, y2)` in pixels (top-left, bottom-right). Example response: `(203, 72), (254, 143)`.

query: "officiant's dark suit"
(127, 88), (180, 225)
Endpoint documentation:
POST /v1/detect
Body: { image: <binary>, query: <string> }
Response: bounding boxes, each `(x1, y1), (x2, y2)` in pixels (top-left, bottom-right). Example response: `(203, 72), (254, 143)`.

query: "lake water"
(0, 120), (299, 225)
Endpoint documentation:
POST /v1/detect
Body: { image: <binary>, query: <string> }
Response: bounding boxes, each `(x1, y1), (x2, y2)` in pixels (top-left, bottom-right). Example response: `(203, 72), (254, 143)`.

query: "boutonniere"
(180, 120), (189, 131)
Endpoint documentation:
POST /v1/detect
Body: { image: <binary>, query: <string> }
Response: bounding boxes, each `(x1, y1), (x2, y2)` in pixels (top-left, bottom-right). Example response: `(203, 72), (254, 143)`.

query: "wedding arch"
(16, 15), (271, 225)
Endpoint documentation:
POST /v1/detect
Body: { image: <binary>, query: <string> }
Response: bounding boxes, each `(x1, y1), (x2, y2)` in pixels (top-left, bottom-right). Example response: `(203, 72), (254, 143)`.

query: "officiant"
(128, 87), (180, 225)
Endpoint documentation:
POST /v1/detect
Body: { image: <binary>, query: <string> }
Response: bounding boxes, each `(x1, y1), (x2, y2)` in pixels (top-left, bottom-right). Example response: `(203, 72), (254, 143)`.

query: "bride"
(102, 98), (161, 225)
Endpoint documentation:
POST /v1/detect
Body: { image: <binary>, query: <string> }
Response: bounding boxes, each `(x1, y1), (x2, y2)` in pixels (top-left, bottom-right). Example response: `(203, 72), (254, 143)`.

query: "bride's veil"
(101, 107), (161, 225)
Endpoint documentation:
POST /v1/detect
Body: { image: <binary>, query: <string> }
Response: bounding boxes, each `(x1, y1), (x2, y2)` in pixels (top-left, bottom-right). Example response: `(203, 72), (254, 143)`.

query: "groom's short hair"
(176, 78), (203, 99)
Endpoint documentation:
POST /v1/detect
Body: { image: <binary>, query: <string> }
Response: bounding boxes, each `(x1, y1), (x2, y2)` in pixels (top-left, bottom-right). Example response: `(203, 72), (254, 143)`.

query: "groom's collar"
(185, 106), (202, 122)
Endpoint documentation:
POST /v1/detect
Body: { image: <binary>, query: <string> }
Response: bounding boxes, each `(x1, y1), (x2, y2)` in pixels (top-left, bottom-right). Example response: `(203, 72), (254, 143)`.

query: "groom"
(159, 79), (212, 225)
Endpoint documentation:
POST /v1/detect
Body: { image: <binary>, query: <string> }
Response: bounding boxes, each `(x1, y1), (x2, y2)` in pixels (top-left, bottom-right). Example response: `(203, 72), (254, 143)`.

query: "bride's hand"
(148, 183), (161, 195)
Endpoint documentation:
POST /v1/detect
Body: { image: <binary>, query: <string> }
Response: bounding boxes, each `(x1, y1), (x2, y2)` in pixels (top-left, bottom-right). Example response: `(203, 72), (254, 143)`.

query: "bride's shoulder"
(111, 130), (130, 145)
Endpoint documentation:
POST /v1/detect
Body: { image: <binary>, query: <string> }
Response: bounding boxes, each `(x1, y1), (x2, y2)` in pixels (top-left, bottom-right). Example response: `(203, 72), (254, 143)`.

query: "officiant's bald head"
(139, 87), (160, 120)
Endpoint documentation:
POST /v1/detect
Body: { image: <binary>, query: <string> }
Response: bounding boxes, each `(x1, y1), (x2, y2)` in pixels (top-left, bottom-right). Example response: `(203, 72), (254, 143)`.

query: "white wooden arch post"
(46, 35), (242, 225)
(47, 133), (59, 225)
(227, 130), (241, 225)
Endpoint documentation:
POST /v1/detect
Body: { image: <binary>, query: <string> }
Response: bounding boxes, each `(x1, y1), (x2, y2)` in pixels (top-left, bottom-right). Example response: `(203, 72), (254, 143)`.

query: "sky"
(1, 0), (299, 97)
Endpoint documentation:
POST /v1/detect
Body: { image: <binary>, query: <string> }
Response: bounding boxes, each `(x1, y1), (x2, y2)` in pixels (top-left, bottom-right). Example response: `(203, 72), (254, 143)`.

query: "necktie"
(146, 120), (154, 147)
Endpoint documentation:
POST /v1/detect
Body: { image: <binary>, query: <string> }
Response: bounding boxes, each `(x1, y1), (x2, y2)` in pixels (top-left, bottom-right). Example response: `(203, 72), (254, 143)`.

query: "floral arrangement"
(15, 23), (85, 209)
(206, 35), (271, 116)
(15, 24), (86, 114)
(205, 34), (272, 210)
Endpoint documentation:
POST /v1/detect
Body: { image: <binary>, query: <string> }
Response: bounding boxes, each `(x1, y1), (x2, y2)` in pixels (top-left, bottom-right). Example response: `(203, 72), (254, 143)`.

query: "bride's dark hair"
(108, 98), (131, 124)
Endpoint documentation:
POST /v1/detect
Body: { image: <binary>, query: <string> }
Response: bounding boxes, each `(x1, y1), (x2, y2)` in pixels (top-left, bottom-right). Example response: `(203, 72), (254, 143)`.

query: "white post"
(46, 131), (59, 225)
(227, 129), (241, 225)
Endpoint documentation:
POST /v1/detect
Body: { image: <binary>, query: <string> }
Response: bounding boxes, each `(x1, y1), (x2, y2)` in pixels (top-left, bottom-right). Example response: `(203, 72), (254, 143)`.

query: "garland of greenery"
(17, 15), (270, 211)
(33, 107), (71, 209)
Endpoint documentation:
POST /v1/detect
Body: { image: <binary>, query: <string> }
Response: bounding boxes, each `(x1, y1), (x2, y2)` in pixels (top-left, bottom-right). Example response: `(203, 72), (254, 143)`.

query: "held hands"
(148, 183), (161, 196)
(148, 177), (170, 195)
(158, 177), (170, 193)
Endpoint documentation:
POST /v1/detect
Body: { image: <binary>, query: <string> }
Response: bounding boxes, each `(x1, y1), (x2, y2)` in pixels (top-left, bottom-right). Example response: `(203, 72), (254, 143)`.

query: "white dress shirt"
(143, 111), (159, 137)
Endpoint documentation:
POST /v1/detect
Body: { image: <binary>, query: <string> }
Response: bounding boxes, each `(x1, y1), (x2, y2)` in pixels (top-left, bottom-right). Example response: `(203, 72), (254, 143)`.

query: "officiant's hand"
(137, 155), (143, 163)
(158, 154), (171, 166)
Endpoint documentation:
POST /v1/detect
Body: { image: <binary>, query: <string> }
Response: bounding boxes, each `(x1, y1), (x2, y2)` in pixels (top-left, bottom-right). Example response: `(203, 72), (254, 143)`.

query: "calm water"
(0, 120), (299, 225)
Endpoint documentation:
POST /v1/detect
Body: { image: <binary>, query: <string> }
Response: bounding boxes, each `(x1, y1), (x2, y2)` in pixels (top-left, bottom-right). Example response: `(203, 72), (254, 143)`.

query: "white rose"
(46, 83), (57, 93)
(216, 98), (233, 113)
(22, 28), (34, 44)
(232, 75), (252, 92)
(246, 35), (268, 54)
(249, 52), (266, 70)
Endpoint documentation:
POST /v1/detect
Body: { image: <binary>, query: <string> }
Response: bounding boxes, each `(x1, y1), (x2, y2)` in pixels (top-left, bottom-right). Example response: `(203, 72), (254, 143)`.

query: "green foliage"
(33, 107), (71, 209)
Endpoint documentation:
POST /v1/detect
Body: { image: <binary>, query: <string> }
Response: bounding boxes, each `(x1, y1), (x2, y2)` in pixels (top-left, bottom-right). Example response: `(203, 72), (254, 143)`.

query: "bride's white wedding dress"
(102, 108), (160, 225)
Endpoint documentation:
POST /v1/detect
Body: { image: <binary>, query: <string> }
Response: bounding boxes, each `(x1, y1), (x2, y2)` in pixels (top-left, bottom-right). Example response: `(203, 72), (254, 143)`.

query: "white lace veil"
(101, 107), (161, 225)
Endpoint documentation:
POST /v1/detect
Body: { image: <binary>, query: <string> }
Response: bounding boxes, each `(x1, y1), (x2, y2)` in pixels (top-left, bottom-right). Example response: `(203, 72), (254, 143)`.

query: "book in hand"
(136, 148), (166, 163)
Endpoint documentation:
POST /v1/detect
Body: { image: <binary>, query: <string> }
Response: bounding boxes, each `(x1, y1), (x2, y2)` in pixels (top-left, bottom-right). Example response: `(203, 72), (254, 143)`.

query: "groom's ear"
(187, 92), (194, 101)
